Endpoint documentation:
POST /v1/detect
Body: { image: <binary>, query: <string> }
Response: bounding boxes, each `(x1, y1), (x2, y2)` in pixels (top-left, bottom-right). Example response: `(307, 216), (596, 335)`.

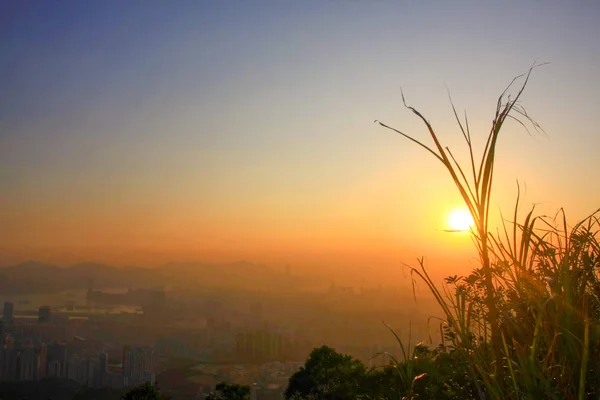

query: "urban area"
(0, 261), (414, 399)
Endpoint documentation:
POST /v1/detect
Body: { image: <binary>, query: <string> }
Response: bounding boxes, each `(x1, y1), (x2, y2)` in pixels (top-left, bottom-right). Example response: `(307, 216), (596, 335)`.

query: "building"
(1, 346), (18, 381)
(46, 342), (68, 379)
(103, 370), (124, 389)
(1, 335), (18, 381)
(122, 346), (157, 388)
(17, 345), (37, 381)
(37, 342), (47, 379)
(0, 339), (47, 382)
(95, 351), (108, 387)
(85, 356), (101, 388)
(3, 302), (14, 322)
(67, 353), (79, 381)
(38, 306), (51, 323)
(105, 362), (124, 389)
(47, 360), (62, 378)
(236, 331), (291, 363)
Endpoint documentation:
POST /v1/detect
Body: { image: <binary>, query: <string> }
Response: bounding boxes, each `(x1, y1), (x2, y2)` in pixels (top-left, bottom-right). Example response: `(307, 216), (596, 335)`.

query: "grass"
(375, 63), (600, 399)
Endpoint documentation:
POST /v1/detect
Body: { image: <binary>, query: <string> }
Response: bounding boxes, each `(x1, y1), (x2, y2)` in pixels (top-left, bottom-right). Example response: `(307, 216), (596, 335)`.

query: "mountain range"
(0, 260), (293, 295)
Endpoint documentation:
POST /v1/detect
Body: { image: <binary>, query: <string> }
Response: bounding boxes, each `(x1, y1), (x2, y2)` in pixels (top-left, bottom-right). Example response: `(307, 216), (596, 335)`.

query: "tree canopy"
(204, 381), (251, 400)
(121, 383), (170, 400)
(285, 345), (368, 400)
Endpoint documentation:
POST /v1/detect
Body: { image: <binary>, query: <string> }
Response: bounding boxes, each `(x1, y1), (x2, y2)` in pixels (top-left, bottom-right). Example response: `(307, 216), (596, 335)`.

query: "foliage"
(285, 344), (481, 400)
(204, 381), (251, 400)
(375, 63), (600, 399)
(285, 346), (368, 400)
(121, 382), (170, 400)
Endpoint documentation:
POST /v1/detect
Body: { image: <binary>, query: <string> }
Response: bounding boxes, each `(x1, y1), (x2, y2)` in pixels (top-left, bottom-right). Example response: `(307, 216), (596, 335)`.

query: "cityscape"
(0, 261), (412, 399)
(0, 288), (161, 388)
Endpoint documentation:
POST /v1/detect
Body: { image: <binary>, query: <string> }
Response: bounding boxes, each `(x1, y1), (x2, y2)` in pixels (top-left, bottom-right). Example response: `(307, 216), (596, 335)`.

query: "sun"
(448, 208), (474, 231)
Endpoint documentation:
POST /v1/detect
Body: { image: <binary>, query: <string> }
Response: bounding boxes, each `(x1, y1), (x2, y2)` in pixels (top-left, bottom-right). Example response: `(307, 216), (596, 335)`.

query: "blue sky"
(1, 1), (599, 267)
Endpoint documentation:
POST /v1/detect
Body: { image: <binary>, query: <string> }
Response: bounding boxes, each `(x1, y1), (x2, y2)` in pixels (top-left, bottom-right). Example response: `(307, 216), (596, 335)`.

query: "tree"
(285, 346), (368, 400)
(121, 382), (170, 400)
(204, 381), (251, 400)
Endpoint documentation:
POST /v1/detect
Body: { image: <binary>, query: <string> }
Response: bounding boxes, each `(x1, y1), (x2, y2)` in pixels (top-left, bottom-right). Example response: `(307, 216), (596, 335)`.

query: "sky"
(1, 1), (599, 274)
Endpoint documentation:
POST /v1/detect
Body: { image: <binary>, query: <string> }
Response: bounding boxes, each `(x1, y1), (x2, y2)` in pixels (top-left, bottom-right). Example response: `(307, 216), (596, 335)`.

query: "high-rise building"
(1, 346), (18, 381)
(236, 331), (290, 363)
(122, 346), (156, 387)
(38, 306), (51, 323)
(47, 343), (68, 379)
(37, 343), (47, 379)
(97, 351), (108, 387)
(3, 302), (14, 322)
(86, 357), (101, 388)
(67, 354), (79, 381)
(47, 360), (61, 378)
(98, 351), (108, 373)
(17, 346), (37, 381)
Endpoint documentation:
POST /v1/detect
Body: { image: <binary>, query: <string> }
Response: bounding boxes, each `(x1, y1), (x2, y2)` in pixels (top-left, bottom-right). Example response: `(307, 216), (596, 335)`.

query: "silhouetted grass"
(376, 63), (600, 399)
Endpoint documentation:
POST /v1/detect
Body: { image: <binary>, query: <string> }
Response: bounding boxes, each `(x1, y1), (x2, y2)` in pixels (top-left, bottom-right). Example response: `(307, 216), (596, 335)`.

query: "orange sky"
(1, 2), (599, 277)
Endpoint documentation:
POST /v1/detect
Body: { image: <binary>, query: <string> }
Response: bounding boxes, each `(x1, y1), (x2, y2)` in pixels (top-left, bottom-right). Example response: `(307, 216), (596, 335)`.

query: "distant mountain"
(159, 260), (272, 275)
(0, 261), (161, 294)
(0, 273), (10, 291)
(157, 260), (280, 289)
(1, 260), (63, 279)
(0, 259), (292, 295)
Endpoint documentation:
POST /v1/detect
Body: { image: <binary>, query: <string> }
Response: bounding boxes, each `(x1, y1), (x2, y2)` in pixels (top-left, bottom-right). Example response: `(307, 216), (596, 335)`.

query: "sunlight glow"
(448, 208), (474, 231)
